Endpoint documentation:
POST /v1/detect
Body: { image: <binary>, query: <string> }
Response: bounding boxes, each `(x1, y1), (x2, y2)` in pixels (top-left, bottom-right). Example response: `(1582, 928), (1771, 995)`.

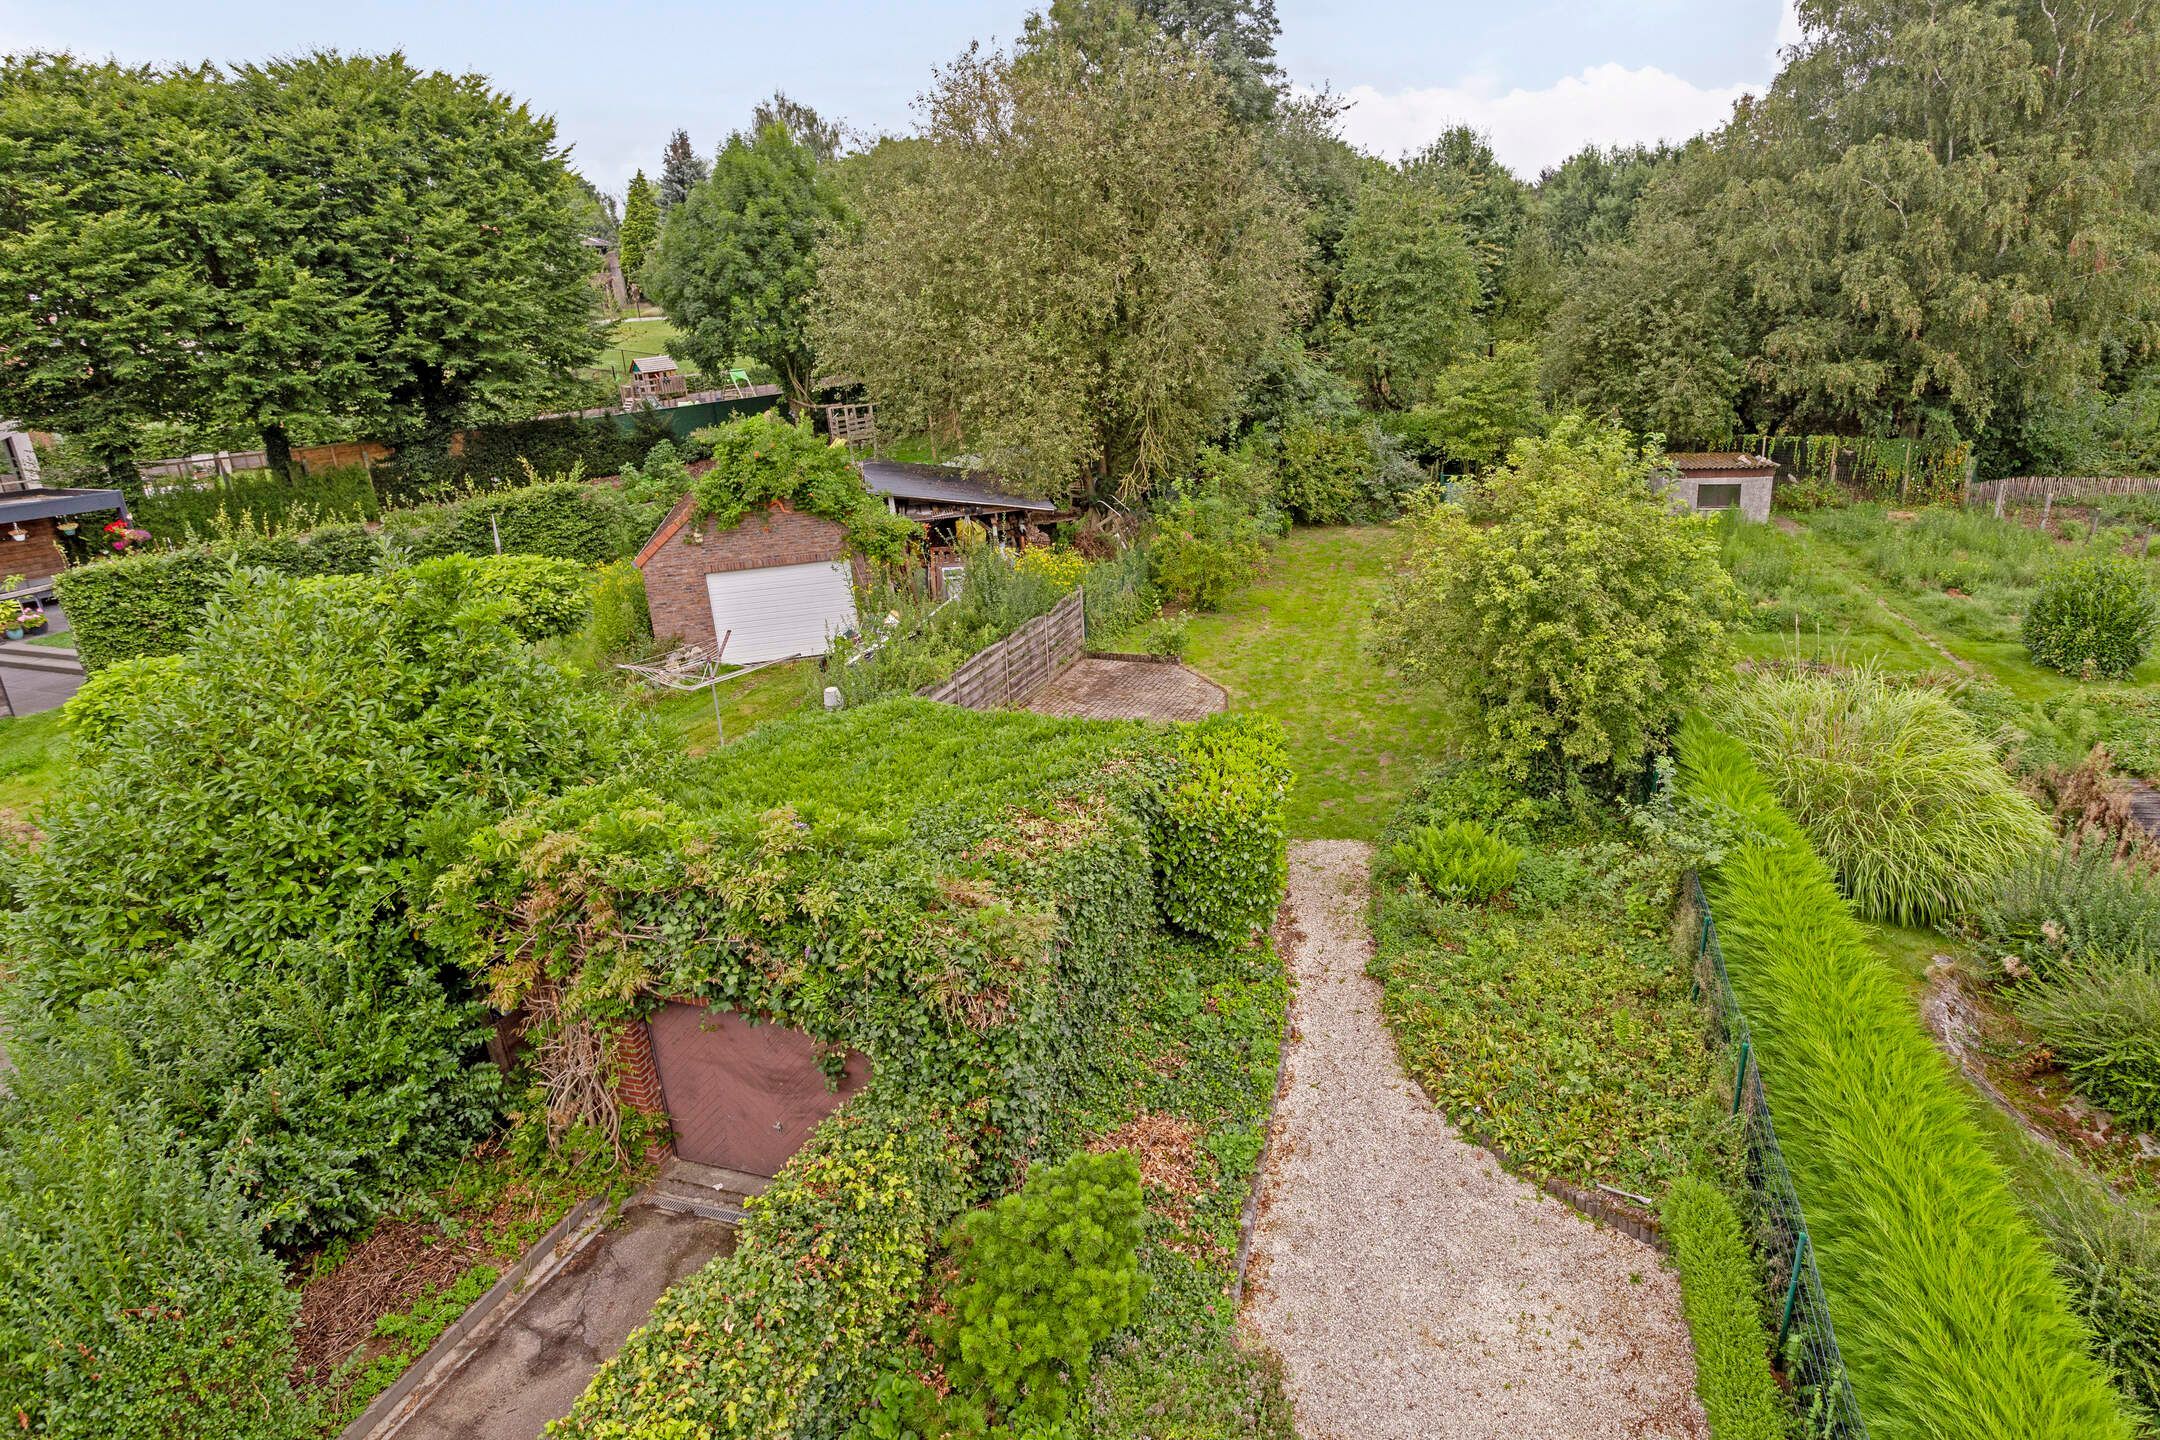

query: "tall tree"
(619, 170), (658, 284)
(1403, 127), (1531, 322)
(1052, 0), (1285, 122)
(1535, 142), (1679, 262)
(812, 27), (1308, 500)
(645, 123), (847, 406)
(1331, 171), (1480, 408)
(658, 128), (706, 210)
(569, 171), (620, 243)
(750, 92), (846, 164)
(228, 53), (601, 471)
(0, 58), (232, 487)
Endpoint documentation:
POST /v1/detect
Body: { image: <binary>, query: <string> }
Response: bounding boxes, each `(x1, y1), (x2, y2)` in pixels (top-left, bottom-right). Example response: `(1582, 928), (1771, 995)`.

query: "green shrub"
(692, 413), (917, 561)
(555, 1100), (974, 1440)
(1150, 485), (1275, 610)
(0, 1102), (316, 1440)
(62, 652), (185, 741)
(1272, 419), (1420, 524)
(1153, 714), (1291, 946)
(1373, 419), (1739, 788)
(1391, 819), (1522, 901)
(131, 463), (381, 538)
(385, 476), (635, 566)
(1717, 668), (2052, 924)
(1972, 841), (2160, 978)
(2025, 1177), (2160, 1422)
(413, 553), (593, 641)
(1661, 1176), (1792, 1440)
(1679, 718), (2137, 1440)
(574, 559), (656, 667)
(4, 943), (501, 1248)
(936, 1150), (1145, 1426)
(2018, 959), (2160, 1133)
(2023, 552), (2159, 679)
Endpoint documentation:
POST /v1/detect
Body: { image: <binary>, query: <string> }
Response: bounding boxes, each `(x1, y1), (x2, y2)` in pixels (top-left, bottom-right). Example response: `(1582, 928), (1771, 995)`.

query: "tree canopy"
(812, 26), (1308, 500)
(619, 170), (658, 283)
(645, 121), (849, 405)
(658, 127), (707, 209)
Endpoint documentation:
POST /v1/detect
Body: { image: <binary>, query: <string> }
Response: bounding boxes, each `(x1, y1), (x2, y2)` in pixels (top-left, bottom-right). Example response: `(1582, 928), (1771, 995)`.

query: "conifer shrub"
(1679, 717), (2137, 1440)
(2023, 551), (2158, 680)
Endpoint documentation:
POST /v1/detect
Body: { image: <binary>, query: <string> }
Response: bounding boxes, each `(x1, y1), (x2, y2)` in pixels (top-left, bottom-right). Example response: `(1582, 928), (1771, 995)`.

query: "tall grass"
(2023, 1176), (2160, 1423)
(1679, 717), (2137, 1440)
(1718, 668), (2052, 923)
(1660, 1175), (1791, 1440)
(1810, 504), (2061, 594)
(2018, 959), (2160, 1134)
(1716, 513), (1877, 635)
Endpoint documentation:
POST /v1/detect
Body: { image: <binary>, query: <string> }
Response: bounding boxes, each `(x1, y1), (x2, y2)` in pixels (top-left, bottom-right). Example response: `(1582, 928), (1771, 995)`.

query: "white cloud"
(1317, 60), (1768, 178)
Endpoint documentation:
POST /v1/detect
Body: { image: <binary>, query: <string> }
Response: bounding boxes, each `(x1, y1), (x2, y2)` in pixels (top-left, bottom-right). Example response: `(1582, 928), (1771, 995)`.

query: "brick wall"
(5, 518), (71, 585)
(613, 1017), (673, 1161)
(638, 499), (854, 652)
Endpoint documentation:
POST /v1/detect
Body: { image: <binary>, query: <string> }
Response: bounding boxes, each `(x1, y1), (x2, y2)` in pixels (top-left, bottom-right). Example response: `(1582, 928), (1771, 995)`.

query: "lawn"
(0, 709), (68, 819)
(1182, 525), (1453, 840)
(589, 316), (682, 388)
(643, 660), (810, 755)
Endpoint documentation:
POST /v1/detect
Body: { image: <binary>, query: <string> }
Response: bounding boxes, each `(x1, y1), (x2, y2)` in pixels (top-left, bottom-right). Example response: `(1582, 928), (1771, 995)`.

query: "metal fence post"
(1778, 1232), (1812, 1348)
(1731, 1040), (1751, 1116)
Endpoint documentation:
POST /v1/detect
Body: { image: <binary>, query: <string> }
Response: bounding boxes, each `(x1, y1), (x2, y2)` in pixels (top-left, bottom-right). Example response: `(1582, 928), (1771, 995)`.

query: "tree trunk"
(262, 421), (295, 485)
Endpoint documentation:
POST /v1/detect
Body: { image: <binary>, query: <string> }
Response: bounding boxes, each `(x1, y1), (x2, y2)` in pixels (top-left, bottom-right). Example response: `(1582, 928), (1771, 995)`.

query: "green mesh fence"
(1690, 873), (1870, 1440)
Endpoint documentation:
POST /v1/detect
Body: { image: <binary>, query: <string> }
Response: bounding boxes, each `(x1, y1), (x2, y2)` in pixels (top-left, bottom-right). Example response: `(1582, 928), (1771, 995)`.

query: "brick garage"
(635, 497), (867, 659)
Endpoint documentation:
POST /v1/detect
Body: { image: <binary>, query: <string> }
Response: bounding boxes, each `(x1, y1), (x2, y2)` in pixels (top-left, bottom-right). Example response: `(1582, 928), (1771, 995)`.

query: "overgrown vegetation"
(2023, 551), (2159, 680)
(1717, 668), (2053, 924)
(1660, 1176), (1792, 1440)
(1370, 763), (1714, 1194)
(691, 411), (917, 560)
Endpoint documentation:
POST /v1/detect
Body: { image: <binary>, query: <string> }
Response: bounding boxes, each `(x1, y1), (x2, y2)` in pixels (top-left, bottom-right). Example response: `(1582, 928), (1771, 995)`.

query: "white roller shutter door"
(705, 560), (858, 663)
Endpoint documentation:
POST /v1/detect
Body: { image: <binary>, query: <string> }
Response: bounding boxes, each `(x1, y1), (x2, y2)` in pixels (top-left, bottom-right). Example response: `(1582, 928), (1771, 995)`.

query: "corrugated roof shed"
(631, 355), (681, 375)
(859, 459), (1058, 514)
(1666, 452), (1779, 472)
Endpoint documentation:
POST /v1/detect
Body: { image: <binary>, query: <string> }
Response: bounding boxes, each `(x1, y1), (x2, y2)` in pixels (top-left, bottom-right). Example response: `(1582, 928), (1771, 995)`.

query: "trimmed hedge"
(57, 479), (636, 670)
(1153, 714), (1291, 946)
(1660, 1176), (1789, 1440)
(1679, 716), (2137, 1440)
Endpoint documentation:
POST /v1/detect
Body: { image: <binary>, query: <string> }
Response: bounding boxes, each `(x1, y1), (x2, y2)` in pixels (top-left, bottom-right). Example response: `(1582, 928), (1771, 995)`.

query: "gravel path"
(1241, 840), (1707, 1440)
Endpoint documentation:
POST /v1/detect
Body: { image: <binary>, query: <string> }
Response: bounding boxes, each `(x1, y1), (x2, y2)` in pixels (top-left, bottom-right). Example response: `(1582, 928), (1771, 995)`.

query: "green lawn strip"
(1181, 525), (1453, 840)
(24, 628), (73, 649)
(1069, 934), (1294, 1437)
(0, 709), (69, 818)
(1368, 773), (1715, 1198)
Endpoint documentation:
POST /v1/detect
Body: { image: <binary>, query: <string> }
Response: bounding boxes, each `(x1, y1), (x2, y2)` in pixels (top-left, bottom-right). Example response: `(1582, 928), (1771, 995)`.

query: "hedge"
(1660, 1176), (1789, 1440)
(1678, 716), (2137, 1440)
(372, 405), (743, 505)
(57, 478), (638, 670)
(1153, 714), (1291, 946)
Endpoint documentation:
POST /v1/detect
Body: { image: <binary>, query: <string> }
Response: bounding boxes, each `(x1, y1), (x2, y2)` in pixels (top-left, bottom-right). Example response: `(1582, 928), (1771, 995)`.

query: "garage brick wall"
(638, 499), (855, 653)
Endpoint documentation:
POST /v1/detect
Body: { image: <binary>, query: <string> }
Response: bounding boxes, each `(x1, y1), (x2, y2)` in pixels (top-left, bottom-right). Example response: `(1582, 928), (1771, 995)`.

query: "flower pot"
(5, 628), (22, 641)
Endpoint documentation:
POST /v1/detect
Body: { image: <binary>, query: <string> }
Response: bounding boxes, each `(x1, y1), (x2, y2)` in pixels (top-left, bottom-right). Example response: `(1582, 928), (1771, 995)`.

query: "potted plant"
(5, 605), (25, 641)
(20, 606), (47, 634)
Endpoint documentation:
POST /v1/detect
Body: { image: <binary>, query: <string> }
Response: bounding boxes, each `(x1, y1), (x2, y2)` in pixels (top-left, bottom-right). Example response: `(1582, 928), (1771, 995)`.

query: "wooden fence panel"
(922, 588), (1085, 711)
(1967, 475), (2160, 513)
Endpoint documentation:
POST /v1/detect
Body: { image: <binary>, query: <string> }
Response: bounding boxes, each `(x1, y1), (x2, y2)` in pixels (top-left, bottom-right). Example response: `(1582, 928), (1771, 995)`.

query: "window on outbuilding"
(1695, 483), (1743, 511)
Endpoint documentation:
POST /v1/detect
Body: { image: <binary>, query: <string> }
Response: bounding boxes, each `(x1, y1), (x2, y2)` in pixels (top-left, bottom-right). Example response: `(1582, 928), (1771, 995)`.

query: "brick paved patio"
(1024, 656), (1226, 722)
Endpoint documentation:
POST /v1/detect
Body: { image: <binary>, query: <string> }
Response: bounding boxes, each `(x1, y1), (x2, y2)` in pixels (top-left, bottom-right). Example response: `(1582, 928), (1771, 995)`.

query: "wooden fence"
(1966, 475), (2160, 515)
(921, 588), (1085, 711)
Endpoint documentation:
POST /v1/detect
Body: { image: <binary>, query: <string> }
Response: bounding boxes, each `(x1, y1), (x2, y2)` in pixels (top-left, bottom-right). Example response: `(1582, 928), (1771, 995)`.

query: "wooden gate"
(646, 1002), (871, 1176)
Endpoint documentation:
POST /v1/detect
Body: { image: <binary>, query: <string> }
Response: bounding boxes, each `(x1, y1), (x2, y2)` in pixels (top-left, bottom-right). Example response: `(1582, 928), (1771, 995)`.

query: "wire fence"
(1689, 873), (1870, 1440)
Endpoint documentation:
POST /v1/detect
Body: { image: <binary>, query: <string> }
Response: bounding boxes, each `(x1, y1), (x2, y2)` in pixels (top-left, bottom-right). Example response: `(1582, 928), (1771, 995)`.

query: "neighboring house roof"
(0, 485), (126, 522)
(1666, 452), (1778, 473)
(859, 459), (1058, 514)
(631, 355), (681, 375)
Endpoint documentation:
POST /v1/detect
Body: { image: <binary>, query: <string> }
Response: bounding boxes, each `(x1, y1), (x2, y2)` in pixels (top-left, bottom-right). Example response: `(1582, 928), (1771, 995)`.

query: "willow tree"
(811, 25), (1308, 502)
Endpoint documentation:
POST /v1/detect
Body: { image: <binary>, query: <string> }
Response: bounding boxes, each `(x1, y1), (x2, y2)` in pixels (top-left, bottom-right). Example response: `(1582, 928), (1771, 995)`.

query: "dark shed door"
(646, 1002), (871, 1176)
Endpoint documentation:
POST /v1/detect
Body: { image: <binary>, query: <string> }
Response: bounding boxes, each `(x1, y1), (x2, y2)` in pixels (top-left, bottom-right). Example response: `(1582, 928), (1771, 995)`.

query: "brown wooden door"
(646, 1002), (871, 1177)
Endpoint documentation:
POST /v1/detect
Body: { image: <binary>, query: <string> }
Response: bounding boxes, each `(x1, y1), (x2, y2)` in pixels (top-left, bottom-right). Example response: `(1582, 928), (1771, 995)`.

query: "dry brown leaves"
(1090, 1110), (1206, 1230)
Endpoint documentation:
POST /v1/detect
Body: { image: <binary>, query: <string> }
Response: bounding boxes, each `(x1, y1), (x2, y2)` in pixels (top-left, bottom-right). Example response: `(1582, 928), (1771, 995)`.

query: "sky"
(0, 1), (1805, 197)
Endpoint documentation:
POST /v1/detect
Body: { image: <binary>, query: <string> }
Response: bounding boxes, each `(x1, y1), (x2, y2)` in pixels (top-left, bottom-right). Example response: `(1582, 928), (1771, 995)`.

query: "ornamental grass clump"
(1718, 667), (2051, 923)
(1660, 1176), (1790, 1440)
(2018, 958), (2160, 1133)
(1679, 718), (2137, 1440)
(2023, 551), (2159, 680)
